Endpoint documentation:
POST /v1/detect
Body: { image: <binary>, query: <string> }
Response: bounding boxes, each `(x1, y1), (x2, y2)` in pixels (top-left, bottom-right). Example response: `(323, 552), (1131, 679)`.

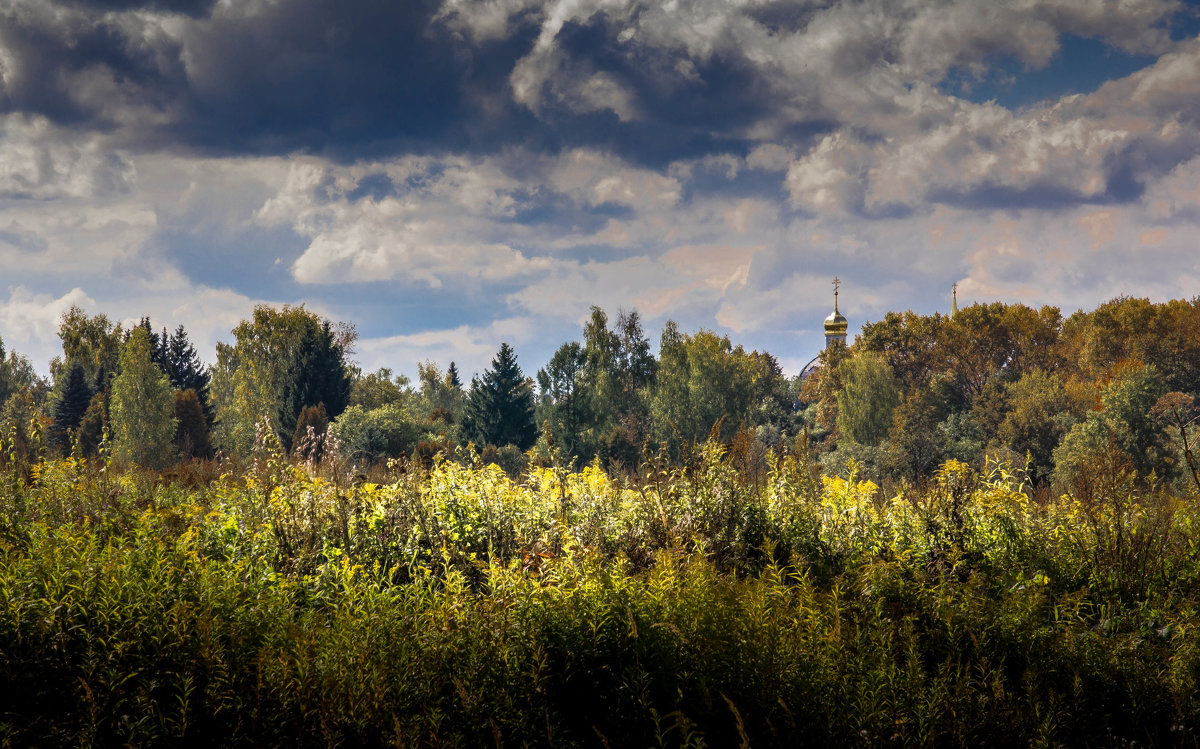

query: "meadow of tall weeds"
(1, 438), (1199, 746)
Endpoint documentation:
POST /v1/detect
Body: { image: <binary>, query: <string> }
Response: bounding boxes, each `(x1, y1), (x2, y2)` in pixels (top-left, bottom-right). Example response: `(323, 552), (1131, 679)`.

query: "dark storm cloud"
(0, 0), (836, 164)
(62, 0), (217, 17)
(0, 0), (526, 155)
(171, 0), (480, 156)
(0, 3), (185, 126)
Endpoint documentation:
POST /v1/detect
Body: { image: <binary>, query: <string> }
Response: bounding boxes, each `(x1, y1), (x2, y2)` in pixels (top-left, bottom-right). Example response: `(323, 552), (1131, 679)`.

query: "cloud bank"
(1, 0), (1199, 377)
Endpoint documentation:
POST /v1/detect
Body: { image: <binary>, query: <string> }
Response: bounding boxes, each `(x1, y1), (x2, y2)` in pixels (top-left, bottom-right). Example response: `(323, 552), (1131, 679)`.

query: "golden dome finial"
(824, 276), (848, 347)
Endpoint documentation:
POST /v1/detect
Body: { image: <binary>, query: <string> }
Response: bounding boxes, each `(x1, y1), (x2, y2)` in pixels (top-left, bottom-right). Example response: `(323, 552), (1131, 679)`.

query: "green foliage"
(835, 352), (900, 446)
(211, 306), (354, 456)
(997, 370), (1075, 482)
(1063, 295), (1200, 394)
(277, 317), (354, 450)
(75, 392), (108, 459)
(537, 341), (589, 457)
(888, 387), (945, 479)
(651, 322), (790, 452)
(158, 322), (213, 425)
(461, 342), (537, 451)
(54, 305), (124, 393)
(415, 360), (464, 428)
(2, 449), (1200, 746)
(328, 403), (420, 463)
(110, 328), (177, 470)
(49, 362), (93, 453)
(173, 388), (213, 460)
(349, 366), (412, 411)
(1055, 362), (1172, 482)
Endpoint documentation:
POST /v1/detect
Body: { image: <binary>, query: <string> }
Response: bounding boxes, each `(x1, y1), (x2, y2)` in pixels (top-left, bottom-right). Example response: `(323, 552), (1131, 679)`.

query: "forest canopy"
(0, 295), (1197, 492)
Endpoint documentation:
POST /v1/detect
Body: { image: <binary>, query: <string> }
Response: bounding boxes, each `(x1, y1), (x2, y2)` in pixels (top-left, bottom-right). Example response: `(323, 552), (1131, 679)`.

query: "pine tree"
(447, 361), (462, 389)
(50, 362), (93, 452)
(110, 327), (178, 469)
(461, 343), (537, 450)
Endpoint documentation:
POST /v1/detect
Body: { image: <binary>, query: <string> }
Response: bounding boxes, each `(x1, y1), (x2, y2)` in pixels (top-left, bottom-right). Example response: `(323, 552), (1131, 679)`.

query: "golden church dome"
(824, 309), (848, 335)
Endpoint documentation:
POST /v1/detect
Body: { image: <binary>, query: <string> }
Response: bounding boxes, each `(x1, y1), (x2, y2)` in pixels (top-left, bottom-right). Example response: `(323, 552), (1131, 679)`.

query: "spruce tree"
(462, 343), (537, 450)
(278, 320), (352, 450)
(164, 324), (213, 425)
(50, 362), (93, 452)
(174, 388), (214, 460)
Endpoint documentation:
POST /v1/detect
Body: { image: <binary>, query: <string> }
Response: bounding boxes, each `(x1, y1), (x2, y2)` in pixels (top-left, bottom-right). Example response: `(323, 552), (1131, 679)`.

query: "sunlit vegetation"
(1, 296), (1199, 744)
(1, 434), (1199, 745)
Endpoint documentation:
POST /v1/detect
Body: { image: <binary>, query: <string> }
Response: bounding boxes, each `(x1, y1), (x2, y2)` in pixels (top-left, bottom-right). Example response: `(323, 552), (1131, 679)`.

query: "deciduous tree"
(110, 328), (177, 469)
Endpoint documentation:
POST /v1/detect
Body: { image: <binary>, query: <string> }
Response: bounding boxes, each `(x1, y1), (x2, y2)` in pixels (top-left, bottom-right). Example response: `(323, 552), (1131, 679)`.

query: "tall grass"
(1, 440), (1198, 746)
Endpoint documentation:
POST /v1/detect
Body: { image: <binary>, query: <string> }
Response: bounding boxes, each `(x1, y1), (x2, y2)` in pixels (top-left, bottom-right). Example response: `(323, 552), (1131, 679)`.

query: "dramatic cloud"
(1, 0), (1199, 378)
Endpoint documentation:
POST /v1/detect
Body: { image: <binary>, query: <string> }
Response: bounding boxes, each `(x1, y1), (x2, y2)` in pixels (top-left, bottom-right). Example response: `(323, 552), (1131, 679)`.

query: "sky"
(2, 0), (1200, 382)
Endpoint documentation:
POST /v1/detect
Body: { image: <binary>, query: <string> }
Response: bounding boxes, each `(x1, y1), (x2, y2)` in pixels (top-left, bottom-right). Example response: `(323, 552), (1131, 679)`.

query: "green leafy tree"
(54, 306), (124, 393)
(461, 343), (537, 450)
(857, 310), (946, 392)
(835, 352), (901, 446)
(75, 392), (108, 459)
(350, 367), (412, 411)
(1055, 362), (1172, 482)
(110, 327), (177, 469)
(416, 361), (464, 419)
(211, 306), (355, 456)
(0, 349), (50, 413)
(650, 323), (788, 451)
(1062, 296), (1200, 394)
(997, 370), (1075, 482)
(0, 388), (44, 469)
(537, 342), (589, 457)
(330, 404), (421, 463)
(887, 388), (945, 479)
(935, 302), (1061, 399)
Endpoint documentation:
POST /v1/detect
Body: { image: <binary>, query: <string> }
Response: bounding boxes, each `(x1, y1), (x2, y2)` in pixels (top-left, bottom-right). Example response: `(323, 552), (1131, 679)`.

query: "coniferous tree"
(462, 343), (537, 450)
(447, 361), (462, 389)
(165, 324), (213, 425)
(50, 362), (93, 452)
(278, 320), (352, 450)
(174, 389), (214, 460)
(75, 392), (108, 458)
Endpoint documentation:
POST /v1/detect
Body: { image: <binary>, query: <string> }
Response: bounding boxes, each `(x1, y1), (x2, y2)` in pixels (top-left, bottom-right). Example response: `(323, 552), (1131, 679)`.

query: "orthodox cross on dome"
(824, 276), (848, 349)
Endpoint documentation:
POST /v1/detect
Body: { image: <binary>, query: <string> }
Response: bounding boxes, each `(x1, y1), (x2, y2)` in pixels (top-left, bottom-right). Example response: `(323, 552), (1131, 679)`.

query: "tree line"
(813, 296), (1200, 491)
(0, 296), (1197, 490)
